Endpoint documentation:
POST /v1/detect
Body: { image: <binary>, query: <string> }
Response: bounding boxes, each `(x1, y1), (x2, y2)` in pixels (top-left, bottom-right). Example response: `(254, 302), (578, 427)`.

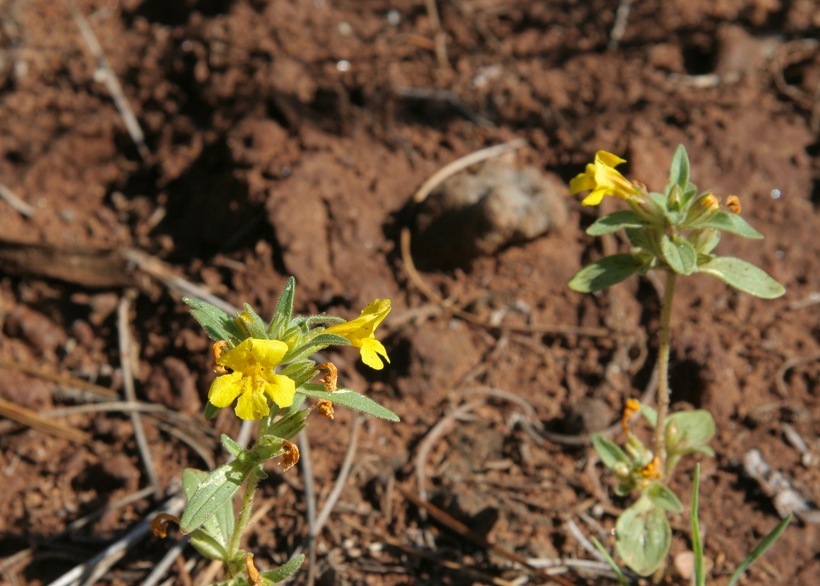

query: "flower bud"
(665, 420), (680, 450)
(668, 184), (683, 210)
(685, 193), (719, 224)
(613, 461), (631, 479)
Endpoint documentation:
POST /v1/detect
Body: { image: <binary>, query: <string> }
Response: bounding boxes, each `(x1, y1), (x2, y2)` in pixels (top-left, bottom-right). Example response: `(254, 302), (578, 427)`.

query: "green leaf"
(699, 256), (785, 299)
(282, 333), (351, 363)
(297, 386), (400, 422)
(616, 496), (672, 576)
(727, 515), (792, 586)
(646, 483), (684, 513)
(587, 210), (647, 235)
(691, 464), (706, 586)
(660, 234), (697, 275)
(639, 403), (658, 427)
(184, 298), (244, 344)
(568, 254), (644, 292)
(592, 434), (630, 469)
(183, 468), (235, 550)
(180, 460), (254, 534)
(668, 145), (690, 193)
(275, 278), (296, 324)
(260, 554), (306, 583)
(591, 538), (629, 586)
(666, 410), (715, 452)
(189, 528), (229, 561)
(697, 211), (763, 239)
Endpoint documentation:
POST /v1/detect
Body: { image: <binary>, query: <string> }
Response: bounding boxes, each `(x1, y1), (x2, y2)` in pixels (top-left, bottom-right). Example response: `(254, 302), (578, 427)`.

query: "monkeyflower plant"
(153, 277), (398, 585)
(569, 146), (789, 579)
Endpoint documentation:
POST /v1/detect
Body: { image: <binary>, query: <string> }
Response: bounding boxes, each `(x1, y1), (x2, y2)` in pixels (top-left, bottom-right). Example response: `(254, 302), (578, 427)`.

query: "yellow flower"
(325, 299), (391, 369)
(570, 150), (640, 206)
(208, 338), (296, 420)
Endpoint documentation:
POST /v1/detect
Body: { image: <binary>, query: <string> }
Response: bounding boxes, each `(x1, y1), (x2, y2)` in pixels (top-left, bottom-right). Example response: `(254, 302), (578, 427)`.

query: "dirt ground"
(0, 0), (818, 584)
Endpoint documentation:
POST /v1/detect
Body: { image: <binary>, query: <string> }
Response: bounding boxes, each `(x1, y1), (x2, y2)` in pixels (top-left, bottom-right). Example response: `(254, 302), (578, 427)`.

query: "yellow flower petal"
(219, 338), (288, 372)
(208, 371), (244, 408)
(360, 338), (390, 370)
(234, 382), (272, 421)
(263, 374), (296, 408)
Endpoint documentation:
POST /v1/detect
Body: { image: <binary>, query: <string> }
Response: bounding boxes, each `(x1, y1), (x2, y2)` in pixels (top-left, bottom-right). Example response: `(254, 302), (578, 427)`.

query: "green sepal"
(204, 401), (221, 420)
(268, 277), (296, 340)
(568, 254), (644, 292)
(297, 385), (400, 422)
(180, 460), (255, 534)
(304, 315), (346, 327)
(282, 333), (351, 363)
(587, 210), (646, 235)
(236, 303), (269, 339)
(699, 256), (785, 298)
(261, 554), (306, 583)
(279, 360), (318, 388)
(592, 434), (629, 469)
(616, 496), (672, 576)
(646, 483), (684, 513)
(184, 298), (245, 344)
(265, 407), (310, 441)
(661, 234), (697, 275)
(251, 435), (285, 461)
(696, 211), (763, 239)
(221, 434), (248, 460)
(681, 184), (699, 208)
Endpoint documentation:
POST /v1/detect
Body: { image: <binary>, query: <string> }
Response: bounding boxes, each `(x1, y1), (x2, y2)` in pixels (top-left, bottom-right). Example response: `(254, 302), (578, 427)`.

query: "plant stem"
(653, 269), (677, 478)
(229, 471), (260, 561)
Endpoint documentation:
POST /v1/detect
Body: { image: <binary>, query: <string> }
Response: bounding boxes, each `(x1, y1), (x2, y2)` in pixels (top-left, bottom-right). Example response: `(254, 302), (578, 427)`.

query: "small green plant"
(569, 146), (788, 578)
(153, 277), (399, 585)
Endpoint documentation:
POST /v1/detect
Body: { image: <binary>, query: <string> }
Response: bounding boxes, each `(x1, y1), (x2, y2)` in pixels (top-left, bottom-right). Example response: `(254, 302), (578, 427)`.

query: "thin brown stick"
(424, 0), (448, 68)
(118, 291), (160, 494)
(0, 397), (89, 443)
(0, 357), (118, 400)
(67, 0), (150, 160)
(413, 139), (526, 204)
(0, 182), (35, 217)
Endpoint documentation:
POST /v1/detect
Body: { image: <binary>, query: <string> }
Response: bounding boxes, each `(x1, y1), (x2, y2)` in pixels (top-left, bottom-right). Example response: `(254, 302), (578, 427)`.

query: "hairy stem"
(653, 269), (677, 478)
(228, 471), (260, 565)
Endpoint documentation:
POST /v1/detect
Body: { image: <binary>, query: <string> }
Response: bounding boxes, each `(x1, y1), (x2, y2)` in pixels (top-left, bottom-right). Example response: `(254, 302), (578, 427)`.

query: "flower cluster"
(191, 282), (392, 421)
(168, 278), (399, 586)
(568, 146), (784, 299)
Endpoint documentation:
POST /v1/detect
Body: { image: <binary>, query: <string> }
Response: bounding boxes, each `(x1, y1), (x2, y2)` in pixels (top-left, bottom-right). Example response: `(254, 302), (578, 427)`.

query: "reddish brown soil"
(1, 1), (818, 584)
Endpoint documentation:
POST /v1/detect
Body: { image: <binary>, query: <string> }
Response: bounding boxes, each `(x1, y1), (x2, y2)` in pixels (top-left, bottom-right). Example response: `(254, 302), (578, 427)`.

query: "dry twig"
(118, 291), (161, 494)
(67, 0), (149, 160)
